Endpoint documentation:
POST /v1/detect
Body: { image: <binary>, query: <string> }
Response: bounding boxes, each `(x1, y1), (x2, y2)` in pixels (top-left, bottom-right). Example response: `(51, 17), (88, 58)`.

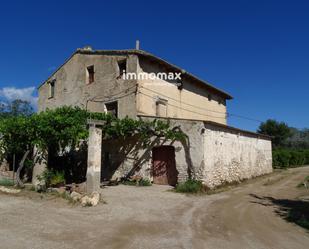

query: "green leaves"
(0, 106), (185, 162)
(0, 116), (35, 158)
(258, 119), (291, 148)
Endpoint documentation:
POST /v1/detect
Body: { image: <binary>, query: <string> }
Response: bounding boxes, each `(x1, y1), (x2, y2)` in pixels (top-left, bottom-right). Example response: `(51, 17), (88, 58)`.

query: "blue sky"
(0, 0), (308, 131)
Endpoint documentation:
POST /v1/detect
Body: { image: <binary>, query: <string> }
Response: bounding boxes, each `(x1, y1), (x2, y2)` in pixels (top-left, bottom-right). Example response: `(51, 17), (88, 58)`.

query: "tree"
(257, 119), (292, 148)
(9, 99), (33, 116)
(286, 128), (309, 149)
(0, 106), (185, 187)
(0, 115), (36, 187)
(0, 99), (33, 117)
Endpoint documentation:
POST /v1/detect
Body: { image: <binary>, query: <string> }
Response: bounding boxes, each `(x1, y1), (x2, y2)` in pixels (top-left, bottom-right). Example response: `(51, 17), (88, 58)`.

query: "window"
(118, 59), (126, 77)
(156, 98), (167, 117)
(207, 94), (212, 101)
(104, 101), (118, 118)
(48, 80), (55, 98)
(87, 65), (95, 84)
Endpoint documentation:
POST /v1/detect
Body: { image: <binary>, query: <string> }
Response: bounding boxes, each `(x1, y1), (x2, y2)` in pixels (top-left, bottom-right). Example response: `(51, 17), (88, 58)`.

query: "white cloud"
(0, 86), (38, 108)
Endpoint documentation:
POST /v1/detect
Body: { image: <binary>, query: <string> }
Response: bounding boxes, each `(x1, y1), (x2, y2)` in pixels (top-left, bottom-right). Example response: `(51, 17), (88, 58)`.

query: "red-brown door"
(152, 146), (178, 186)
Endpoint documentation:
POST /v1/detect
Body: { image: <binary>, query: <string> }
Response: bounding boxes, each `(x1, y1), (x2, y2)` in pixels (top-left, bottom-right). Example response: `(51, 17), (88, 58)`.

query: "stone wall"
(199, 122), (273, 188)
(38, 53), (138, 119)
(100, 117), (272, 188)
(101, 117), (205, 182)
(38, 50), (229, 124)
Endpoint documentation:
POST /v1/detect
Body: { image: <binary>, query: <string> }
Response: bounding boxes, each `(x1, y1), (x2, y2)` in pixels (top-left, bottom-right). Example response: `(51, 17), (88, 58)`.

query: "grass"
(139, 179), (152, 186)
(49, 190), (78, 204)
(0, 178), (14, 187)
(174, 179), (258, 195)
(122, 178), (152, 187)
(175, 179), (204, 194)
(174, 172), (280, 195)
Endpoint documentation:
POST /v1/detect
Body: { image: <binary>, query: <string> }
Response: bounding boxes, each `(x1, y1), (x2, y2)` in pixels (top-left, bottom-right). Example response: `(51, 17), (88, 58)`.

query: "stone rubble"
(80, 191), (100, 207)
(0, 186), (21, 194)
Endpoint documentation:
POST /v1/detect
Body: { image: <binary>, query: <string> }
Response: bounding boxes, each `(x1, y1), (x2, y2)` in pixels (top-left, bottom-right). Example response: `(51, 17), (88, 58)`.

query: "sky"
(0, 0), (308, 131)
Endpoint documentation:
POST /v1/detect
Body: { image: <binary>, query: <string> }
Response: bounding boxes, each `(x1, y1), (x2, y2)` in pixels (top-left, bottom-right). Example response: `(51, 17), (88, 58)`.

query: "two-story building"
(38, 46), (272, 189)
(38, 46), (231, 123)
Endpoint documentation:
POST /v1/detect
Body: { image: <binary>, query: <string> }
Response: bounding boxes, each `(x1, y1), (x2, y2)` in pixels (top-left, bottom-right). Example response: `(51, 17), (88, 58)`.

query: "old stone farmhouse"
(37, 45), (272, 191)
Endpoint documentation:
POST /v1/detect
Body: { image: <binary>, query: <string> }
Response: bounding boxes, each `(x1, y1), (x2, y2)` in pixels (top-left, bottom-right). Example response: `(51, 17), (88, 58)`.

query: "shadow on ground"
(250, 194), (309, 231)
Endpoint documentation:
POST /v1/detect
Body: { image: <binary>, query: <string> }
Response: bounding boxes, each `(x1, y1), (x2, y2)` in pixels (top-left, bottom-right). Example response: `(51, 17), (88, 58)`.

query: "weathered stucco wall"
(100, 117), (272, 188)
(136, 57), (227, 124)
(38, 53), (138, 119)
(101, 118), (205, 182)
(38, 51), (229, 124)
(199, 123), (273, 188)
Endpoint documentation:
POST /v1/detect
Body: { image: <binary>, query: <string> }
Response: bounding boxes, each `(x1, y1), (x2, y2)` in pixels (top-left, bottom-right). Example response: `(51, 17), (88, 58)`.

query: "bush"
(50, 171), (65, 187)
(175, 179), (204, 193)
(273, 149), (309, 168)
(304, 150), (309, 165)
(290, 151), (306, 166)
(38, 169), (65, 188)
(139, 178), (152, 186)
(0, 178), (14, 186)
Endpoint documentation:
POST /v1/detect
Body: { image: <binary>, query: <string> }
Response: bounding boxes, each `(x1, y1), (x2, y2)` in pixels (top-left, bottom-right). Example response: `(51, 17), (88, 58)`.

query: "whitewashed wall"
(102, 117), (273, 188)
(199, 124), (272, 188)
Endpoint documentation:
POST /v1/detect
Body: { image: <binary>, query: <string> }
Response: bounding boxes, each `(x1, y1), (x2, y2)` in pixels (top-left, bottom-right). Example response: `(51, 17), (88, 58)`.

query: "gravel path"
(0, 167), (308, 249)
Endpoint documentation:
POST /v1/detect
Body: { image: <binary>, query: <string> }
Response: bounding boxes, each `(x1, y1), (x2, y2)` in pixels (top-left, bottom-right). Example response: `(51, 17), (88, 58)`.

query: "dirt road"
(0, 167), (308, 249)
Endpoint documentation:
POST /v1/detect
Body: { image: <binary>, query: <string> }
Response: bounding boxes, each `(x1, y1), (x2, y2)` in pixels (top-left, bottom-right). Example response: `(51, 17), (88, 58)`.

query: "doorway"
(152, 146), (178, 186)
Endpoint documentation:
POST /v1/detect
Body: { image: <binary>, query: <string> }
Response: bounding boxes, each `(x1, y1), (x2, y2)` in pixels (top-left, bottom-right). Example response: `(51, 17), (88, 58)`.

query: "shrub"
(50, 171), (65, 187)
(138, 178), (152, 186)
(0, 178), (14, 187)
(273, 149), (309, 169)
(175, 179), (204, 193)
(304, 150), (309, 165)
(273, 149), (291, 168)
(38, 169), (65, 188)
(290, 151), (306, 166)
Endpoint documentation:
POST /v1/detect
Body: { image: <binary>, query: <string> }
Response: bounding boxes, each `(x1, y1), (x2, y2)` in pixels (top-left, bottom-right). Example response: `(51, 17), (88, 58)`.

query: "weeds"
(175, 179), (204, 194)
(37, 169), (65, 188)
(0, 178), (14, 187)
(138, 179), (152, 186)
(50, 191), (77, 204)
(122, 178), (152, 187)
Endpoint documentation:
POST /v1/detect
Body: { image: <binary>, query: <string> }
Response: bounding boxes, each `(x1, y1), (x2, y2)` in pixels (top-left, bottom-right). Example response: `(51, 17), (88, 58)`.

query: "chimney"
(135, 40), (140, 50)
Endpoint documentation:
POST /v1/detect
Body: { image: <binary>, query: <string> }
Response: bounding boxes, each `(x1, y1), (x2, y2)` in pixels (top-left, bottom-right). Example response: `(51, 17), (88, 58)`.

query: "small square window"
(207, 94), (212, 101)
(105, 101), (118, 118)
(118, 60), (126, 77)
(87, 65), (95, 84)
